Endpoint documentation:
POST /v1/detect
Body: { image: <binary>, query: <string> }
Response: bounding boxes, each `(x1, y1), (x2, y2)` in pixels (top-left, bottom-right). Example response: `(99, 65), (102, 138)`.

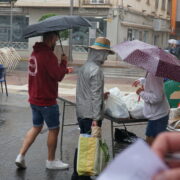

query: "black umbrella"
(24, 15), (92, 53)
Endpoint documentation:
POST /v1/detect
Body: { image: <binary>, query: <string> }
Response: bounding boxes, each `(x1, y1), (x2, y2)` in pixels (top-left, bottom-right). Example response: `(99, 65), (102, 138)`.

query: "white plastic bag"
(122, 93), (145, 119)
(169, 107), (180, 123)
(104, 94), (129, 119)
(109, 87), (124, 98)
(129, 103), (145, 119)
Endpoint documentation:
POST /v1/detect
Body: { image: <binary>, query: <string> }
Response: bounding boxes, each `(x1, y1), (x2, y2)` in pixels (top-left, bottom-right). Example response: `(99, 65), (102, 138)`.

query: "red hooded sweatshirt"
(28, 42), (68, 106)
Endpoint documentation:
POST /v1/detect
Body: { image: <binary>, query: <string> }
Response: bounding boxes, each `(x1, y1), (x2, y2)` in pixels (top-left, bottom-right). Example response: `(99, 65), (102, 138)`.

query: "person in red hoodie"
(15, 31), (71, 170)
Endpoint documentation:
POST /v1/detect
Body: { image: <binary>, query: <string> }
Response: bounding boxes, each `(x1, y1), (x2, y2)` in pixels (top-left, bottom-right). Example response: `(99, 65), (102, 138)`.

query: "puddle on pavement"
(0, 118), (5, 127)
(0, 106), (10, 127)
(19, 90), (28, 92)
(0, 108), (9, 113)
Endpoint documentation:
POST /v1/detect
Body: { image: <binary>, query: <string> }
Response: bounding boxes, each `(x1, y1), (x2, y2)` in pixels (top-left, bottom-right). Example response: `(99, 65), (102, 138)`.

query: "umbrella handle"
(138, 85), (144, 102)
(58, 35), (65, 55)
(138, 95), (141, 102)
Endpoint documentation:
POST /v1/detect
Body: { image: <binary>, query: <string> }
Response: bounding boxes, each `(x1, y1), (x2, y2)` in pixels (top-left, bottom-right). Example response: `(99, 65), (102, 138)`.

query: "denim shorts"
(146, 114), (169, 137)
(30, 104), (60, 129)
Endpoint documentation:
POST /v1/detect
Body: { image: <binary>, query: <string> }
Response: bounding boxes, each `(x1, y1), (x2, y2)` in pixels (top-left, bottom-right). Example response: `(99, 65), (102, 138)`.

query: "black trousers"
(78, 118), (102, 134)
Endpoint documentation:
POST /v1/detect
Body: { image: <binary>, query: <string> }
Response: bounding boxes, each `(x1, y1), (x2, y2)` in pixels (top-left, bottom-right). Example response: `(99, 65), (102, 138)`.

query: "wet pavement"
(0, 94), (78, 180)
(0, 61), (147, 180)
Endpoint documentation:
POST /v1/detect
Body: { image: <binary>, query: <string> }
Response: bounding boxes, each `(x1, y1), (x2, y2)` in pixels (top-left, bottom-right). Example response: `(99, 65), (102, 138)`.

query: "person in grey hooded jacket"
(71, 37), (114, 180)
(76, 37), (114, 132)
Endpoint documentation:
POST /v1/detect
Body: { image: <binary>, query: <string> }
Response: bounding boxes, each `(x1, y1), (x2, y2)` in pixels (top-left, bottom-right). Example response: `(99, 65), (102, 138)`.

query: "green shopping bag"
(77, 134), (109, 176)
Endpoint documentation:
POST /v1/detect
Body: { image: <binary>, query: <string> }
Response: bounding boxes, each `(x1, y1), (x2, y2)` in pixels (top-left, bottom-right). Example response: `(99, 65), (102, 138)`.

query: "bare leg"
(47, 128), (59, 161)
(19, 126), (43, 156)
(146, 136), (155, 146)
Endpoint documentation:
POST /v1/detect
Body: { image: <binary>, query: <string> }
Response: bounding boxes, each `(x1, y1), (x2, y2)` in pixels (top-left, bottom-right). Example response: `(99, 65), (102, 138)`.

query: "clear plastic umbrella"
(113, 40), (180, 82)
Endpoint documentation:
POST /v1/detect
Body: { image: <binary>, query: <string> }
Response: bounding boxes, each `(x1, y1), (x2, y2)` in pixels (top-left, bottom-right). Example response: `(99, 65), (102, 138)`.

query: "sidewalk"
(69, 59), (132, 69)
(6, 60), (141, 97)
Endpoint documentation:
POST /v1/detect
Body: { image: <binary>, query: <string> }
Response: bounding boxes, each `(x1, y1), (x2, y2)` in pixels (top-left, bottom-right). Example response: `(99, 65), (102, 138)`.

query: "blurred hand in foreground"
(152, 132), (180, 180)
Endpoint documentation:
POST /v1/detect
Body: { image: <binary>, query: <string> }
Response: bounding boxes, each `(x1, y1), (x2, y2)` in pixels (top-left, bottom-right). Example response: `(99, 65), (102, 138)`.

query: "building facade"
(107, 0), (170, 49)
(171, 0), (180, 39)
(0, 0), (172, 59)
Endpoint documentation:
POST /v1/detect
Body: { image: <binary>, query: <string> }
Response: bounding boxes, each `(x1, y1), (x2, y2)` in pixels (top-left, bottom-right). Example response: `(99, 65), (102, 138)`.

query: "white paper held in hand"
(97, 139), (168, 180)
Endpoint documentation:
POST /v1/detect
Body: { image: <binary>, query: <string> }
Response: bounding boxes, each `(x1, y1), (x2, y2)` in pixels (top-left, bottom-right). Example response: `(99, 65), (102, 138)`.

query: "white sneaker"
(15, 154), (26, 169)
(46, 159), (69, 170)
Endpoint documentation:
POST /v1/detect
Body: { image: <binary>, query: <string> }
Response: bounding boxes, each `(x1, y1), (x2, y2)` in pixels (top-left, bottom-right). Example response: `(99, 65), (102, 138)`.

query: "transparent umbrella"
(113, 40), (180, 82)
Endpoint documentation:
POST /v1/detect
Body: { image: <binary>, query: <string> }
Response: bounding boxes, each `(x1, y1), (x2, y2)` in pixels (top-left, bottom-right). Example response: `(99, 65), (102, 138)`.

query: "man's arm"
(138, 90), (164, 104)
(46, 54), (68, 81)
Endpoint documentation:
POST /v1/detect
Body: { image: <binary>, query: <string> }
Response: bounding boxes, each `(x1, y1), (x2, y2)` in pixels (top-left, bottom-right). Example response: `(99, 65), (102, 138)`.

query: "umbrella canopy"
(113, 40), (180, 82)
(24, 15), (92, 38)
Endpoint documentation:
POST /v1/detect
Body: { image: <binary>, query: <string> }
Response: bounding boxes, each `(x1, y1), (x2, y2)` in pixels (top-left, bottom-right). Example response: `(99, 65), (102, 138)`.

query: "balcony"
(81, 0), (111, 6)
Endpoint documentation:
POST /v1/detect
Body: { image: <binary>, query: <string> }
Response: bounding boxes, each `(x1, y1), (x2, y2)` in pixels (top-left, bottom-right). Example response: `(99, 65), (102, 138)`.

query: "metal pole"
(111, 120), (115, 158)
(10, 0), (13, 43)
(60, 101), (66, 160)
(69, 0), (74, 62)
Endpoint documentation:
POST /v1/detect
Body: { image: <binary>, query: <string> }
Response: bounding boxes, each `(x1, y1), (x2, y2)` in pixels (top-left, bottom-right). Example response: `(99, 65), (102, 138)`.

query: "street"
(0, 62), (147, 180)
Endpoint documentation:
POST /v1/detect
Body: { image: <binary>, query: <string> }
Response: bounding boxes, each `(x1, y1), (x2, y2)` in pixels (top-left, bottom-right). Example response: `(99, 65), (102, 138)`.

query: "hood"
(87, 48), (108, 66)
(33, 42), (51, 53)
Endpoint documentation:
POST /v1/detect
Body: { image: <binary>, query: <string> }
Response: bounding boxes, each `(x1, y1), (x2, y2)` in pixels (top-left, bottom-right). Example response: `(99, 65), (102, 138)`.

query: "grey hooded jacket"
(76, 49), (108, 121)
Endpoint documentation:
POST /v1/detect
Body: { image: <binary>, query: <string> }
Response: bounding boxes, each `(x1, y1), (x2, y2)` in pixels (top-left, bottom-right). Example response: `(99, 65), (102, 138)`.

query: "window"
(154, 34), (160, 46)
(143, 31), (149, 42)
(132, 29), (138, 40)
(127, 29), (133, 41)
(128, 29), (149, 42)
(72, 17), (106, 50)
(161, 0), (166, 10)
(155, 0), (159, 9)
(167, 0), (171, 15)
(139, 31), (143, 41)
(90, 0), (105, 4)
(0, 15), (28, 49)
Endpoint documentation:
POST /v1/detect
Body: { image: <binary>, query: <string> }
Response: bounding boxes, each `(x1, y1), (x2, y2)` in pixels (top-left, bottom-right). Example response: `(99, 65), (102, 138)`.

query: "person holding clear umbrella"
(112, 40), (178, 145)
(133, 73), (170, 145)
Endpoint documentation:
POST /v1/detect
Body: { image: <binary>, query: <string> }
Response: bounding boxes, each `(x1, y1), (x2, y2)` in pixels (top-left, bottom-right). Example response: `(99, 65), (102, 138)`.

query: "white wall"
(118, 0), (169, 19)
